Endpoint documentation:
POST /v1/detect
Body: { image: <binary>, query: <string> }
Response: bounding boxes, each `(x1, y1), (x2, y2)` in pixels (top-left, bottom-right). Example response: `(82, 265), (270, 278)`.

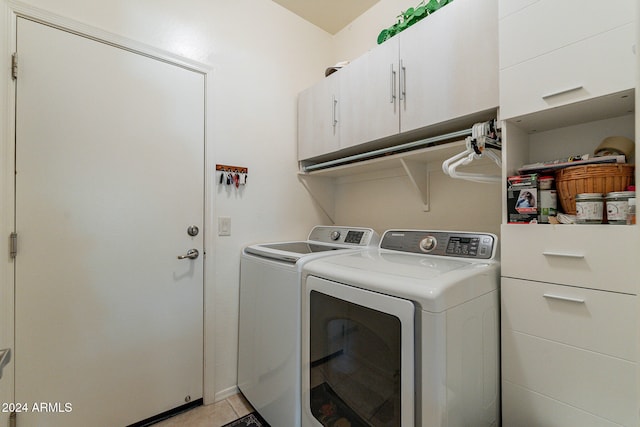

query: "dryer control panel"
(381, 230), (497, 259)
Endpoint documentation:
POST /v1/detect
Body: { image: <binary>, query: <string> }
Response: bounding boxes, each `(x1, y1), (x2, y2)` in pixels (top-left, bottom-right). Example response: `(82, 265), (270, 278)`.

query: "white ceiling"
(272, 0), (381, 35)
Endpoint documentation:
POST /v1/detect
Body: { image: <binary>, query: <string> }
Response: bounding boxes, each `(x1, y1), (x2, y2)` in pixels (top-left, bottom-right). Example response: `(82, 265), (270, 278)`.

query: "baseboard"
(215, 385), (240, 402)
(127, 399), (203, 427)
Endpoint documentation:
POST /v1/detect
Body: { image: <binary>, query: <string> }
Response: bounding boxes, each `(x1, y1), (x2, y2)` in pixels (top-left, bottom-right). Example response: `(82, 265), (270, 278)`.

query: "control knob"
(330, 230), (341, 241)
(419, 236), (437, 252)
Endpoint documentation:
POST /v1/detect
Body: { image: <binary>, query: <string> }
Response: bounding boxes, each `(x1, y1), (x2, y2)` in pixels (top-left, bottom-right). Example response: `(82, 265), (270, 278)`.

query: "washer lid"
(244, 241), (349, 263)
(243, 226), (380, 264)
(257, 242), (346, 254)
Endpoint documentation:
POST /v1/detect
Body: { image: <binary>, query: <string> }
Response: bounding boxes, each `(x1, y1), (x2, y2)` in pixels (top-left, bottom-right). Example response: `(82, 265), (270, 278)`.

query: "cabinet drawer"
(500, 0), (634, 69)
(501, 224), (638, 294)
(502, 381), (623, 427)
(502, 331), (637, 426)
(502, 278), (636, 360)
(500, 24), (635, 120)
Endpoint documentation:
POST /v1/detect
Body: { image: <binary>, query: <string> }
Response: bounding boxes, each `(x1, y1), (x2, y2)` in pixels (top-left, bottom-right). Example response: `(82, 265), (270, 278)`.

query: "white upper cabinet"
(298, 72), (340, 160)
(339, 36), (400, 151)
(499, 0), (636, 120)
(298, 0), (499, 161)
(399, 0), (498, 133)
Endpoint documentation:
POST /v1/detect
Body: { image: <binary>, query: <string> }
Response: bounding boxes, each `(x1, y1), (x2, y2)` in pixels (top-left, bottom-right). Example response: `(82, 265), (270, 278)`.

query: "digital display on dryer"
(446, 237), (480, 256)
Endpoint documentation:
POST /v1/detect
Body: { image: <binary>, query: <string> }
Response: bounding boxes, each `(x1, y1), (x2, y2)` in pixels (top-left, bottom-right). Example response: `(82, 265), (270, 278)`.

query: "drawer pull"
(542, 85), (584, 100)
(542, 251), (585, 259)
(543, 293), (585, 304)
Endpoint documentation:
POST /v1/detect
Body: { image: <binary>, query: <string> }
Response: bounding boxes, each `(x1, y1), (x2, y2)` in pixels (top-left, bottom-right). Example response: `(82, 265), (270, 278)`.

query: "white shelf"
(298, 139), (500, 221)
(504, 89), (634, 134)
(300, 140), (467, 178)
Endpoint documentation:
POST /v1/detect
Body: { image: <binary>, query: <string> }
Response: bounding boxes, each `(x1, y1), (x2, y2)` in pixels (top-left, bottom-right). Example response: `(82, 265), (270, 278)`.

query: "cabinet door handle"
(390, 64), (397, 103)
(543, 293), (585, 304)
(332, 96), (338, 128)
(542, 251), (585, 259)
(541, 85), (584, 100)
(399, 60), (406, 101)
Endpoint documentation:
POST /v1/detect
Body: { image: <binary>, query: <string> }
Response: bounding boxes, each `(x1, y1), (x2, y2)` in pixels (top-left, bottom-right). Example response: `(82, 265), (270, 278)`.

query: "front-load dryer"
(238, 226), (379, 427)
(301, 229), (500, 427)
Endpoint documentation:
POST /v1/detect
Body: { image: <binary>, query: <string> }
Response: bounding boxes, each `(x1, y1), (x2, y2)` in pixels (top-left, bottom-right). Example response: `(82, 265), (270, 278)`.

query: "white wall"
(333, 0), (418, 62)
(333, 164), (502, 235)
(0, 0), (333, 404)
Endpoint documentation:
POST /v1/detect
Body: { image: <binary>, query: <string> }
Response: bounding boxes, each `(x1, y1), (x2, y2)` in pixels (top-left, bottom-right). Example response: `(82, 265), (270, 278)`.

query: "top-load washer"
(238, 226), (380, 427)
(301, 229), (500, 427)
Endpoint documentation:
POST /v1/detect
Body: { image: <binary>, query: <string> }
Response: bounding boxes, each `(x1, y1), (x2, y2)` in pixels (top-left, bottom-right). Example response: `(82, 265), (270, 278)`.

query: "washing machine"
(238, 226), (380, 427)
(301, 229), (500, 427)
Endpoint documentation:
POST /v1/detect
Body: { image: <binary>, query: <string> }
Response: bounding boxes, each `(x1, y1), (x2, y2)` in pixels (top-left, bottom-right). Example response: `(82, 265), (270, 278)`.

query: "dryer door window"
(304, 276), (415, 427)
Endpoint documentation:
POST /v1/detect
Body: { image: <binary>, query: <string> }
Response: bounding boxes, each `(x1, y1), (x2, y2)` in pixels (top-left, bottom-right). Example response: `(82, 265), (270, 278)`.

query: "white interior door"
(14, 17), (205, 426)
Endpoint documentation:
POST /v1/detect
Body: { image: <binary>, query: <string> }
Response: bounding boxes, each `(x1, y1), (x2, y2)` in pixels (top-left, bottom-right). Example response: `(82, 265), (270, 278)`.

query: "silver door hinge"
(11, 53), (17, 80)
(9, 232), (17, 259)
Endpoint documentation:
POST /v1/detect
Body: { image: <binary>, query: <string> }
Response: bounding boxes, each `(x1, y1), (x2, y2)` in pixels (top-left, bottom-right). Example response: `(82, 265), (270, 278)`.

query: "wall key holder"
(216, 164), (248, 188)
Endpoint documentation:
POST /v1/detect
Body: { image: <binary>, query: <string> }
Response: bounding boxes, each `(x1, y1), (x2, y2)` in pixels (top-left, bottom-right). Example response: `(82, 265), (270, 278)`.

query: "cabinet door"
(399, 0), (498, 133)
(500, 24), (636, 120)
(501, 224), (638, 294)
(502, 279), (638, 426)
(499, 0), (635, 70)
(297, 73), (340, 160)
(339, 37), (400, 150)
(502, 278), (636, 360)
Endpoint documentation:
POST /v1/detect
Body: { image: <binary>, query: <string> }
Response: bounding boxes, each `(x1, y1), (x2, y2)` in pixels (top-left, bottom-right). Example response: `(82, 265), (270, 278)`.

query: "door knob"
(177, 249), (199, 260)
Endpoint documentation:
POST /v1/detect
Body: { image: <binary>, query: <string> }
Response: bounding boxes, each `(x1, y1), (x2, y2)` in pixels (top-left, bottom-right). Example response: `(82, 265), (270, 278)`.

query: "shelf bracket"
(298, 174), (336, 224)
(400, 159), (430, 212)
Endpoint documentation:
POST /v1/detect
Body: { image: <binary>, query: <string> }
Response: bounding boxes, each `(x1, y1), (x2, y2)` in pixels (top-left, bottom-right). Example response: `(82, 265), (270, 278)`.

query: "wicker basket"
(555, 164), (635, 214)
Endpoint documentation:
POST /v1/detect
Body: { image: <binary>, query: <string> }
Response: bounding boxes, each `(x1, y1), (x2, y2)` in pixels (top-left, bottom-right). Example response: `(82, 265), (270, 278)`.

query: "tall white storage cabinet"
(499, 1), (639, 426)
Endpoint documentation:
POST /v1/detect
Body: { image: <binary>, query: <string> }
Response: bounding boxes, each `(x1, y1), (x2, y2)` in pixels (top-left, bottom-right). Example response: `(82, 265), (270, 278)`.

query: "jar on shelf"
(575, 193), (604, 224)
(627, 198), (636, 225)
(605, 191), (635, 224)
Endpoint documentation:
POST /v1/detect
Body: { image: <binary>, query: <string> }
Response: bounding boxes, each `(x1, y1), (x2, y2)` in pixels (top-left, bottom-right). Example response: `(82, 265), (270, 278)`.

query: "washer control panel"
(381, 230), (496, 259)
(308, 226), (380, 247)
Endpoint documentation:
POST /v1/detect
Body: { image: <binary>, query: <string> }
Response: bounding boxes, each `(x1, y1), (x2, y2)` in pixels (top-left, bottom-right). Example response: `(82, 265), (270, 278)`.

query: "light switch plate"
(218, 216), (231, 236)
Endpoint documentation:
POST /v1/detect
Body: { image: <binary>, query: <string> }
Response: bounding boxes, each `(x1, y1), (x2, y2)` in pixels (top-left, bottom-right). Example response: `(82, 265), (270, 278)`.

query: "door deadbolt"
(187, 225), (199, 236)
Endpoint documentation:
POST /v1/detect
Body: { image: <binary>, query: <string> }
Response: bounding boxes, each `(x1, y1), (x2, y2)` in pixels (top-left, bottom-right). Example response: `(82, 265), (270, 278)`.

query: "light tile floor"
(153, 393), (255, 427)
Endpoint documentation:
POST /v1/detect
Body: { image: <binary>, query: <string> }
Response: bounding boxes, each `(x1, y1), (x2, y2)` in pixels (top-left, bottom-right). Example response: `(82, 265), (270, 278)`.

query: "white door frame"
(0, 2), (217, 423)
